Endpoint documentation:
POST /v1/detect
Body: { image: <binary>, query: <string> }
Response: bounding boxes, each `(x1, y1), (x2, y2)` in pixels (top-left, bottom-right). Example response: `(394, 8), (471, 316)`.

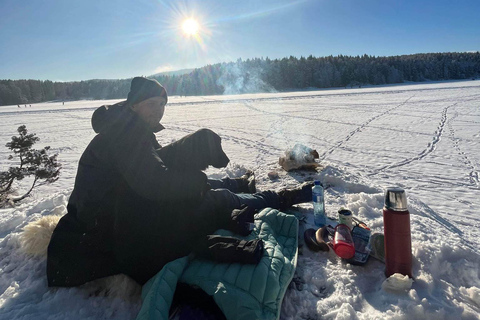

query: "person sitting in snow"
(47, 77), (313, 287)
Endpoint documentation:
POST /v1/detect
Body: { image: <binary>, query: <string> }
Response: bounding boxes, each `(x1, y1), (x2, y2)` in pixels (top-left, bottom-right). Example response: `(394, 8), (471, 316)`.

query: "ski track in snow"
(368, 102), (457, 176)
(166, 124), (282, 158)
(166, 84), (480, 107)
(247, 101), (293, 167)
(240, 99), (358, 127)
(319, 95), (415, 159)
(447, 110), (480, 188)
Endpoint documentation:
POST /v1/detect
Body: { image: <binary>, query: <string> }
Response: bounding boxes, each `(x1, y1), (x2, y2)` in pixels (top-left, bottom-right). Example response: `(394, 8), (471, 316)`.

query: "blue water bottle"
(312, 180), (326, 227)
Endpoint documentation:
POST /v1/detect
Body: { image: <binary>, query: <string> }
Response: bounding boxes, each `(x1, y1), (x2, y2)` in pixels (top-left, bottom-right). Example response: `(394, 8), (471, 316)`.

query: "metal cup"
(384, 187), (408, 211)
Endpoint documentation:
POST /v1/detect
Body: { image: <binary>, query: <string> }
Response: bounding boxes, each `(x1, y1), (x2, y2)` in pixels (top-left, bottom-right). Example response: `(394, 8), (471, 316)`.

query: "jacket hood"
(91, 101), (165, 134)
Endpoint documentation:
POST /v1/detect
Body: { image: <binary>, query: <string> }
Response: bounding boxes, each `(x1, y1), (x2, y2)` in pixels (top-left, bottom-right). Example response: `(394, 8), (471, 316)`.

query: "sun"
(182, 18), (199, 36)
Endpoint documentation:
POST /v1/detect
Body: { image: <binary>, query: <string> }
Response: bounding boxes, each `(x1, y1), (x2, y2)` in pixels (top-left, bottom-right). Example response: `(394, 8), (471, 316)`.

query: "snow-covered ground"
(1, 80), (479, 319)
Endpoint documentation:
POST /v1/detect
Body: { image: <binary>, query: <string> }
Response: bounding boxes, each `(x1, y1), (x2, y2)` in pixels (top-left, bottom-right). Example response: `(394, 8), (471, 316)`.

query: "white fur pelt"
(20, 215), (61, 257)
(19, 215), (141, 301)
(82, 274), (142, 302)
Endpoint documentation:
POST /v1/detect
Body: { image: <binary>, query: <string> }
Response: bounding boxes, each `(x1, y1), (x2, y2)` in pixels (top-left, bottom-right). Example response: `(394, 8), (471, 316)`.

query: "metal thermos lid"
(384, 187), (408, 211)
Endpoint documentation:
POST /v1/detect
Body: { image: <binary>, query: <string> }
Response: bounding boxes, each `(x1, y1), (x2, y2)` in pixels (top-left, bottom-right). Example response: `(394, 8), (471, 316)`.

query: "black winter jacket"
(47, 102), (225, 286)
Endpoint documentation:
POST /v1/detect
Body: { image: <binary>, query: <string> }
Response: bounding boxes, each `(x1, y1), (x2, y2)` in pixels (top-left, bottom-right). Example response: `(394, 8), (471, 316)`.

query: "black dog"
(157, 128), (230, 171)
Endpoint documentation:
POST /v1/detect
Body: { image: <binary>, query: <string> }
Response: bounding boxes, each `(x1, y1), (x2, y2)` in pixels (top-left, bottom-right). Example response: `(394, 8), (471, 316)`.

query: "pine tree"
(0, 125), (61, 206)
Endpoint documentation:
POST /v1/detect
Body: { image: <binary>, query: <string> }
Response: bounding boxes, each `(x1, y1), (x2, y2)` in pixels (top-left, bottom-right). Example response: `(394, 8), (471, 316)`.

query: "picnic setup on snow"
(2, 0), (480, 315)
(280, 144), (414, 282)
(4, 79), (478, 320)
(22, 132), (415, 320)
(9, 83), (417, 318)
(135, 144), (416, 319)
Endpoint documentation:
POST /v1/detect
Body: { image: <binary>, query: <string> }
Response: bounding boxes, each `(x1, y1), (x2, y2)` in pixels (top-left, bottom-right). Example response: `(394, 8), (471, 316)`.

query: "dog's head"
(157, 128), (230, 171)
(201, 129), (230, 169)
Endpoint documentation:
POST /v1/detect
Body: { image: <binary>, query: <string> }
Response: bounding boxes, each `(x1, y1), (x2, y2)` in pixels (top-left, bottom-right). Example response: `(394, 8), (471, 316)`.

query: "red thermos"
(383, 187), (413, 278)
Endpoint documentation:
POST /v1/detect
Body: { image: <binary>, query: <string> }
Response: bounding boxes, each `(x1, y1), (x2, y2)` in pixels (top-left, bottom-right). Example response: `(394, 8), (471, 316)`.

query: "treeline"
(0, 79), (131, 106)
(1, 52), (479, 106)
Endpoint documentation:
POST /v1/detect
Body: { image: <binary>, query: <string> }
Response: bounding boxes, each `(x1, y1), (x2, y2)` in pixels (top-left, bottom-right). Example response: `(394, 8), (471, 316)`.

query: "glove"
(229, 205), (257, 236)
(193, 235), (264, 264)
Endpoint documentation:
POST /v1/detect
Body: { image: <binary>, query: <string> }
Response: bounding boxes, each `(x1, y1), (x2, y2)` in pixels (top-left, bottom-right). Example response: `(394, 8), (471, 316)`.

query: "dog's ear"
(205, 132), (229, 168)
(157, 128), (230, 170)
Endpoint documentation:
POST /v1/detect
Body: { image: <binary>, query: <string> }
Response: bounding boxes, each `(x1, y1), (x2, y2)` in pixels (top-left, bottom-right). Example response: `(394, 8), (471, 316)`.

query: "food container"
(338, 208), (353, 230)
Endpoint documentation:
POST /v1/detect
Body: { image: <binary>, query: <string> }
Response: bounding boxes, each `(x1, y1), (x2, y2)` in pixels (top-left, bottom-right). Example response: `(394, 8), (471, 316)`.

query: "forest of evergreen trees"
(1, 52), (479, 106)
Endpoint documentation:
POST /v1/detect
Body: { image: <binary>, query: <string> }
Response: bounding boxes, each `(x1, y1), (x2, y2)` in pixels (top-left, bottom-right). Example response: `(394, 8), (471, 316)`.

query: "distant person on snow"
(47, 77), (312, 287)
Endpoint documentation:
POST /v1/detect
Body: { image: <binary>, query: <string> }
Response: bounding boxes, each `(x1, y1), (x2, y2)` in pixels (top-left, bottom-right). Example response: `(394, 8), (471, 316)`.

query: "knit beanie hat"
(126, 77), (168, 106)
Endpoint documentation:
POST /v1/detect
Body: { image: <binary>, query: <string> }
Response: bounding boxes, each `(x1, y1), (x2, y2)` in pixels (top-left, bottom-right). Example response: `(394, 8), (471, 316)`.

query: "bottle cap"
(314, 180), (321, 185)
(384, 187), (408, 211)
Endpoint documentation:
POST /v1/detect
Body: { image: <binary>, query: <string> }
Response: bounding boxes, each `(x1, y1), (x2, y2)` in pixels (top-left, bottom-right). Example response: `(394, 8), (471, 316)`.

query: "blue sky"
(1, 0), (479, 81)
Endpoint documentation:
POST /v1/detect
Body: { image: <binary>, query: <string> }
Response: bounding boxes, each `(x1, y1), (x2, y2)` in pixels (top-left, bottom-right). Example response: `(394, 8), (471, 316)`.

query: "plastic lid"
(334, 243), (355, 259)
(314, 180), (321, 185)
(338, 209), (352, 216)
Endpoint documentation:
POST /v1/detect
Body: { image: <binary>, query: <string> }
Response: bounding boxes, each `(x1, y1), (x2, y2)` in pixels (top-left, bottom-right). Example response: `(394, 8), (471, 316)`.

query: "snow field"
(0, 80), (479, 319)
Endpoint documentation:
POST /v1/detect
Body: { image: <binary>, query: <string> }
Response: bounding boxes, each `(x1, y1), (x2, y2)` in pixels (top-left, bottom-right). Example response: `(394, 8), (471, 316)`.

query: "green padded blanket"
(136, 207), (299, 320)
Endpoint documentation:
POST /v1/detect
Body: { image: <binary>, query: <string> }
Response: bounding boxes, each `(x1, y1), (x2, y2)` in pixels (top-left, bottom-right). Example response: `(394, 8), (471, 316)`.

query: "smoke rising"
(217, 61), (276, 95)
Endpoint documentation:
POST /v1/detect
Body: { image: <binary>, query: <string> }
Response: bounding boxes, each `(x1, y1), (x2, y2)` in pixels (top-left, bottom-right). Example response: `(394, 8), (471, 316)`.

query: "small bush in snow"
(0, 125), (61, 207)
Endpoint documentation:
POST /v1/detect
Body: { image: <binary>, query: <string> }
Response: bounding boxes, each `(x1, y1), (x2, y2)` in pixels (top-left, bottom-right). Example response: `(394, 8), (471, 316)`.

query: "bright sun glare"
(182, 19), (199, 36)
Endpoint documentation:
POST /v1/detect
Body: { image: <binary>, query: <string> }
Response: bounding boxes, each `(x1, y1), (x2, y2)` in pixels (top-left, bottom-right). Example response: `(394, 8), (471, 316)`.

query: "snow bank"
(0, 164), (478, 319)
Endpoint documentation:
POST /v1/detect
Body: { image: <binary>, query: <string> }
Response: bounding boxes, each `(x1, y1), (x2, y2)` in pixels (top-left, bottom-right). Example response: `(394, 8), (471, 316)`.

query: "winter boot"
(278, 181), (314, 210)
(232, 170), (256, 193)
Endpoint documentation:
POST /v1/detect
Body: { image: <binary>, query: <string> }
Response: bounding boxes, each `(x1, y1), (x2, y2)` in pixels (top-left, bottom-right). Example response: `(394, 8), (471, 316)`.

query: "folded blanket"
(136, 208), (299, 320)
